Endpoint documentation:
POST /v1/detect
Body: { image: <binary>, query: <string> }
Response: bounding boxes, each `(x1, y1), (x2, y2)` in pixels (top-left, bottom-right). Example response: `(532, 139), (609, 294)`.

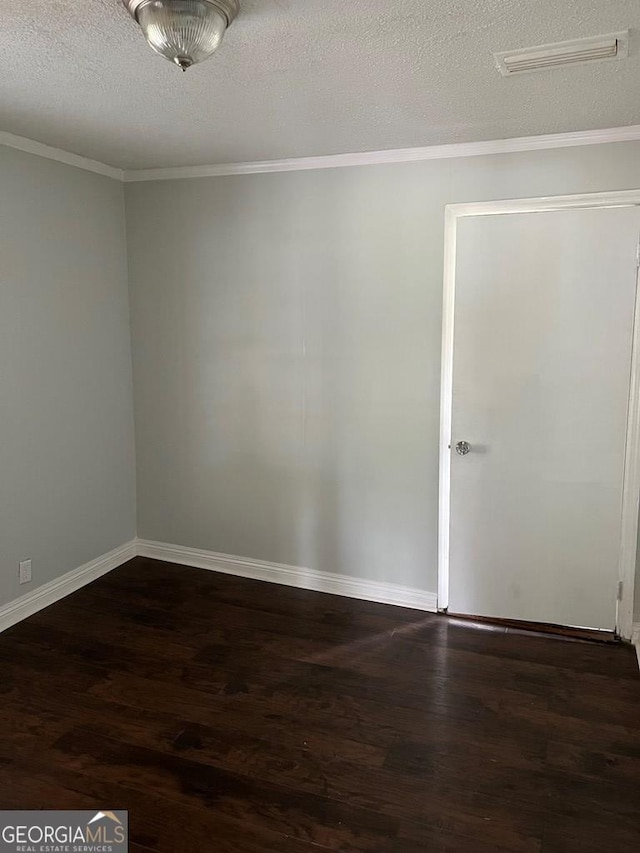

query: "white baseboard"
(136, 539), (438, 612)
(0, 540), (137, 633)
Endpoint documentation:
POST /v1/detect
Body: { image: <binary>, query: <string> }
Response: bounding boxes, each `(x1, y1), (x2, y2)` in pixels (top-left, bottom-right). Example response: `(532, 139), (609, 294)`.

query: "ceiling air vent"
(494, 31), (629, 76)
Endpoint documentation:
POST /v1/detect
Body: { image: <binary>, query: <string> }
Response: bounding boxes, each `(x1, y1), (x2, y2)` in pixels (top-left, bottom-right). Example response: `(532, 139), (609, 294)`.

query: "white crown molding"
(3, 124), (640, 185)
(0, 540), (136, 633)
(0, 132), (124, 181)
(123, 124), (640, 182)
(136, 538), (438, 612)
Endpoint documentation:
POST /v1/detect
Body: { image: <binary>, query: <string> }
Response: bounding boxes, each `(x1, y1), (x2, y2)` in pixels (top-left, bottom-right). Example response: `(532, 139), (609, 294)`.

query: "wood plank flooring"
(0, 556), (639, 852)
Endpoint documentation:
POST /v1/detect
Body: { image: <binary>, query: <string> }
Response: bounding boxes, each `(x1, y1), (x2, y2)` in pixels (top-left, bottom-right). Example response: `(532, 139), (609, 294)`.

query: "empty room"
(2, 1), (640, 851)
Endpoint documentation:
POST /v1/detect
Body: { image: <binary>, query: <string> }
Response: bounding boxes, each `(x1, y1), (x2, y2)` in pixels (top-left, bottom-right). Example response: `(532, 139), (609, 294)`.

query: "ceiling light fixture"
(123, 0), (239, 71)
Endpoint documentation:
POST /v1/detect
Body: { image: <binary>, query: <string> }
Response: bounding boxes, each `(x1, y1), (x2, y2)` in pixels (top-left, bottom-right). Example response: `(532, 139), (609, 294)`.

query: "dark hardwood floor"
(1, 556), (639, 852)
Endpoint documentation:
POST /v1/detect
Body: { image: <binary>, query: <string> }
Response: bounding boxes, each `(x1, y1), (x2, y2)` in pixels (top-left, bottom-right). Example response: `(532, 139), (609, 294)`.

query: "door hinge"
(617, 580), (624, 601)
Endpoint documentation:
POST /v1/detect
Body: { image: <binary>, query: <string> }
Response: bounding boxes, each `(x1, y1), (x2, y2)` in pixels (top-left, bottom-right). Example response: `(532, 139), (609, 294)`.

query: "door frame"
(438, 189), (640, 639)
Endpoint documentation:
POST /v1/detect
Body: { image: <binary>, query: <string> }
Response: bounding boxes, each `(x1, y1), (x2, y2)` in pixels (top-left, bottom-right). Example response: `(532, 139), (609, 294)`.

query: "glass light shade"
(136, 0), (228, 70)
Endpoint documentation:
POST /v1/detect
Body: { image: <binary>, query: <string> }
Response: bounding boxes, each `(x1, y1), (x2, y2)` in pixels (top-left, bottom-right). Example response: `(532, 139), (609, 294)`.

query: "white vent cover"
(494, 31), (629, 76)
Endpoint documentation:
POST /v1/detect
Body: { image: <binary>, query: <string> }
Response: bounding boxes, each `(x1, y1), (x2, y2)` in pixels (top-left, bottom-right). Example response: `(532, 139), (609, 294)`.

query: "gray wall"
(0, 146), (136, 608)
(126, 141), (640, 598)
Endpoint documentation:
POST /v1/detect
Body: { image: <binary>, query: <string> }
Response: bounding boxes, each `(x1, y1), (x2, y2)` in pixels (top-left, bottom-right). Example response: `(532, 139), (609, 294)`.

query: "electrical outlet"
(19, 559), (32, 585)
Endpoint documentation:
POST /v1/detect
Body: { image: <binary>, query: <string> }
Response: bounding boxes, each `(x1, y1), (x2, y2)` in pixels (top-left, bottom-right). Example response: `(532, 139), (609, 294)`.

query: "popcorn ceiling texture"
(1, 0), (639, 170)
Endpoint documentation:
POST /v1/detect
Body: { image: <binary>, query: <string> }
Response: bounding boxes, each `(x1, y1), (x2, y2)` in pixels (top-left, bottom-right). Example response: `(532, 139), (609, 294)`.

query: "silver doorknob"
(455, 441), (471, 456)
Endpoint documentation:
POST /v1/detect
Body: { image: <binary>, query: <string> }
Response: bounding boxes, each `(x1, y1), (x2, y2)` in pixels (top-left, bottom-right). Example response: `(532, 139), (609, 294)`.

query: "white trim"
(3, 125), (640, 184)
(0, 132), (124, 181)
(439, 189), (640, 639)
(0, 540), (136, 633)
(437, 204), (457, 612)
(444, 189), (640, 218)
(123, 125), (640, 182)
(632, 623), (640, 671)
(618, 264), (640, 641)
(137, 539), (438, 612)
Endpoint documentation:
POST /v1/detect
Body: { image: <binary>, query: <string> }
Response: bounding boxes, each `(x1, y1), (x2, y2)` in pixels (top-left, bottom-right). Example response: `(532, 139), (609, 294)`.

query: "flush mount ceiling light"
(123, 0), (239, 71)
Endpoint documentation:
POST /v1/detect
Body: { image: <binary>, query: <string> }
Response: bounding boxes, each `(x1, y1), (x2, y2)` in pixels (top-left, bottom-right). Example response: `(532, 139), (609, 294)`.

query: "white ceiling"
(1, 0), (640, 170)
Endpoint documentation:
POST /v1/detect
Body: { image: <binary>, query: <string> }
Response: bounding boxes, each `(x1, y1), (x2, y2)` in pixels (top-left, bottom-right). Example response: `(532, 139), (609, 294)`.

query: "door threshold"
(445, 613), (619, 644)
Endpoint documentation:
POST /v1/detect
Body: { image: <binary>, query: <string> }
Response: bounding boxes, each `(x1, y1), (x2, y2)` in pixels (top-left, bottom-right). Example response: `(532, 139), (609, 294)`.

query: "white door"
(447, 206), (640, 630)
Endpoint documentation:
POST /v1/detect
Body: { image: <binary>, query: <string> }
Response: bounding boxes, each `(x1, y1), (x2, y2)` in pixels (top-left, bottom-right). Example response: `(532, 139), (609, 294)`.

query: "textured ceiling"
(1, 0), (640, 170)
